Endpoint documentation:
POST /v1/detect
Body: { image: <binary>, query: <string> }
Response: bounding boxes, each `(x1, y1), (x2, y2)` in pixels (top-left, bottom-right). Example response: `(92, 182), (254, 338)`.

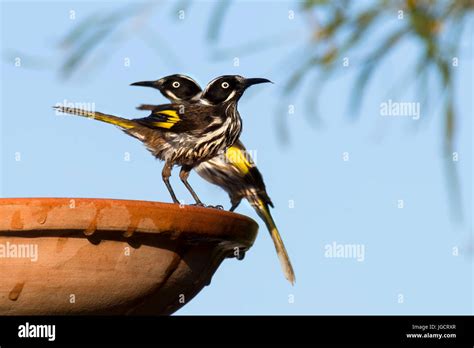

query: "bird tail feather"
(253, 197), (296, 285)
(54, 106), (135, 130)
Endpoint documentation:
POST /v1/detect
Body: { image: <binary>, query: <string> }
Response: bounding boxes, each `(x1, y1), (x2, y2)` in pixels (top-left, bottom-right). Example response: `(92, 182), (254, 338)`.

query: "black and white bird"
(196, 141), (296, 284)
(134, 75), (295, 284)
(54, 75), (271, 206)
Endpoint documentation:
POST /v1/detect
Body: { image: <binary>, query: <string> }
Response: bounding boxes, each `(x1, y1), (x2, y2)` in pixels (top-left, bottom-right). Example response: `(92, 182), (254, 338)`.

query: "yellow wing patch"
(225, 146), (251, 174)
(152, 110), (180, 129)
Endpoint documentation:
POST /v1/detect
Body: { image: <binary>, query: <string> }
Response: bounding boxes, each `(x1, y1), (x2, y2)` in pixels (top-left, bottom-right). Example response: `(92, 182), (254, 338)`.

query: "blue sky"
(1, 0), (472, 314)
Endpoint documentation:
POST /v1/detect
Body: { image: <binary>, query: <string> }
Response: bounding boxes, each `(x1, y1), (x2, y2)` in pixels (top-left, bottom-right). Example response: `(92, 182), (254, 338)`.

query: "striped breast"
(167, 102), (242, 165)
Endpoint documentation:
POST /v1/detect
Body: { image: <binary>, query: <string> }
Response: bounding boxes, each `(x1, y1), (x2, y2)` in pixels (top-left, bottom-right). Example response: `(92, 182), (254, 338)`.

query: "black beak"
(130, 80), (157, 88)
(243, 78), (273, 88)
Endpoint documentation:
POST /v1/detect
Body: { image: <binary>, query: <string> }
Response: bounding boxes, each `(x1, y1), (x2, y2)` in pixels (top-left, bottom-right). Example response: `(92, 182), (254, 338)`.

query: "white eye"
(172, 81), (180, 88)
(221, 82), (230, 89)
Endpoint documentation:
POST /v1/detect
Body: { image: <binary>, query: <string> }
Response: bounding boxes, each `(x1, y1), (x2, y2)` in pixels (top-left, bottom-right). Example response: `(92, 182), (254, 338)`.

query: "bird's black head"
(131, 74), (202, 102)
(201, 75), (272, 105)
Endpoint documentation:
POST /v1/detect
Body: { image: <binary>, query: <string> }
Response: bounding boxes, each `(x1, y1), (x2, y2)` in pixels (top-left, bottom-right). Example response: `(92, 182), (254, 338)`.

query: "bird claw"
(236, 250), (246, 260)
(207, 204), (224, 210)
(189, 203), (224, 210)
(189, 202), (206, 207)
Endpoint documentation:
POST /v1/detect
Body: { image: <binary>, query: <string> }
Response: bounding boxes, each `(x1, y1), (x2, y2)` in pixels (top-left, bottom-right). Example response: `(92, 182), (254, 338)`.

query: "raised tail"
(54, 106), (136, 130)
(252, 197), (296, 285)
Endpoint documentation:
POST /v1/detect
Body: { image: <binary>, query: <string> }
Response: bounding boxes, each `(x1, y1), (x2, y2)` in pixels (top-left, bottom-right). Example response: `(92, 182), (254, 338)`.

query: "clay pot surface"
(0, 198), (258, 315)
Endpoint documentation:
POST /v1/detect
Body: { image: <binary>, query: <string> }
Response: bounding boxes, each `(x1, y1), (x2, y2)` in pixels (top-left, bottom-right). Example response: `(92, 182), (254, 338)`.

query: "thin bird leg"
(179, 166), (204, 205)
(229, 199), (241, 212)
(162, 161), (179, 204)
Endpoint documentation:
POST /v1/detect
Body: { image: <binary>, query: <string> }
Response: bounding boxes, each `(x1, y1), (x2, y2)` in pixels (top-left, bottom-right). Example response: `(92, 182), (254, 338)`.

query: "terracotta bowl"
(0, 198), (258, 315)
